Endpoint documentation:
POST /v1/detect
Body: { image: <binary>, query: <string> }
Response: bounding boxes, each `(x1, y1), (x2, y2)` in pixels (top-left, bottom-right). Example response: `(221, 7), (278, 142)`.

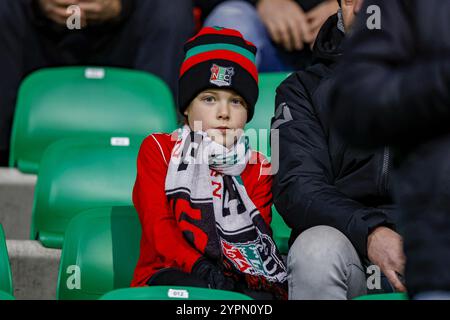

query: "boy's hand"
(192, 258), (235, 291)
(257, 0), (314, 51)
(367, 226), (407, 293)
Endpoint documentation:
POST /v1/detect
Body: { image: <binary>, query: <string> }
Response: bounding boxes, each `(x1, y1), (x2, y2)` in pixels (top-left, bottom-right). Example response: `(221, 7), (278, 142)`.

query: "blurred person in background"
(272, 0), (405, 299)
(0, 0), (195, 166)
(196, 0), (339, 72)
(330, 0), (450, 299)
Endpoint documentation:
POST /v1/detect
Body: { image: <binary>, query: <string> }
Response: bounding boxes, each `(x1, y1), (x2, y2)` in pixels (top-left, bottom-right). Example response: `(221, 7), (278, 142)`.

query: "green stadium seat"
(270, 207), (291, 255)
(9, 66), (177, 174)
(246, 72), (292, 255)
(246, 72), (291, 158)
(57, 206), (141, 300)
(31, 137), (141, 248)
(100, 286), (252, 300)
(0, 291), (15, 300)
(354, 293), (409, 300)
(0, 225), (13, 296)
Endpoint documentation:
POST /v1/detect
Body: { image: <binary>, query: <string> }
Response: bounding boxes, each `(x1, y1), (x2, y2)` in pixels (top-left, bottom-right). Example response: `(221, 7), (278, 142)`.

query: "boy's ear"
(183, 103), (191, 117)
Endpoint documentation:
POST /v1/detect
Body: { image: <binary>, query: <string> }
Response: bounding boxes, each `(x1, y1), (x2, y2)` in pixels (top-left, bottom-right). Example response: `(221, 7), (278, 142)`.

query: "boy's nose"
(217, 103), (230, 120)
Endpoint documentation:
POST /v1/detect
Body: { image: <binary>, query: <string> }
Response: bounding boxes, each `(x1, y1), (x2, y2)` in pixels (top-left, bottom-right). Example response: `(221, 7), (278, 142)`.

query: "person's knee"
(204, 1), (264, 39)
(288, 225), (358, 271)
(207, 0), (257, 18)
(287, 226), (366, 299)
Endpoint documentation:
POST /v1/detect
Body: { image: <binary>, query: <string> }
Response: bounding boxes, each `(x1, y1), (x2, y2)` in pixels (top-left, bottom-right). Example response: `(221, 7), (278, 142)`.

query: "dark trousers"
(393, 133), (450, 297)
(147, 268), (276, 300)
(0, 0), (195, 165)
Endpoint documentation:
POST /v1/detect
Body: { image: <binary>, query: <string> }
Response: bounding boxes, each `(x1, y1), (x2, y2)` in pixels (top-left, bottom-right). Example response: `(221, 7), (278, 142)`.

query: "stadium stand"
(9, 66), (177, 174)
(0, 168), (36, 240)
(4, 68), (374, 300)
(7, 239), (60, 300)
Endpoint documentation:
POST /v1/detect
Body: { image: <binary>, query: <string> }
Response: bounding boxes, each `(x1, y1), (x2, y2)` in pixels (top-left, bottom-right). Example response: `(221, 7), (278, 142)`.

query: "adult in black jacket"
(330, 0), (450, 299)
(0, 0), (194, 165)
(272, 0), (405, 299)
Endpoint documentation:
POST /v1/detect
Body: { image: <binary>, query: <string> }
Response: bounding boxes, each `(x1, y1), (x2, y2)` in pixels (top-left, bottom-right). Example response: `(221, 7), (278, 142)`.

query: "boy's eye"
(202, 96), (216, 103)
(231, 98), (244, 106)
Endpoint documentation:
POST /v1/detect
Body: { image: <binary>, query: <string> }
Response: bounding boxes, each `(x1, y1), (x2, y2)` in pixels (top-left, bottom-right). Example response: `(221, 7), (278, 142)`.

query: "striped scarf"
(165, 125), (287, 298)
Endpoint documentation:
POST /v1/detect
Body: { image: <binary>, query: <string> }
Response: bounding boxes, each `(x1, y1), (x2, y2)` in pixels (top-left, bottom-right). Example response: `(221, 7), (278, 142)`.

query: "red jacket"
(131, 133), (273, 287)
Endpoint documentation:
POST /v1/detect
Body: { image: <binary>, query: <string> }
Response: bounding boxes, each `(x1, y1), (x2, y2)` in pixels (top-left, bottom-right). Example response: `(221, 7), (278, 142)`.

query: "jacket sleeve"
(272, 74), (396, 258)
(330, 0), (450, 148)
(118, 0), (135, 22)
(133, 136), (202, 273)
(248, 154), (273, 230)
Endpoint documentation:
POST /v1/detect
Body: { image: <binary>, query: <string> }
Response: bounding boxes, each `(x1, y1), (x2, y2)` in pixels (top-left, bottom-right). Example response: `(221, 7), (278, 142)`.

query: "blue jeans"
(413, 292), (450, 300)
(204, 1), (312, 72)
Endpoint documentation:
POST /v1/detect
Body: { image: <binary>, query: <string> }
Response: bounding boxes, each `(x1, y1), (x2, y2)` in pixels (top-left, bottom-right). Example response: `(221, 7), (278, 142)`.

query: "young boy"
(131, 27), (287, 300)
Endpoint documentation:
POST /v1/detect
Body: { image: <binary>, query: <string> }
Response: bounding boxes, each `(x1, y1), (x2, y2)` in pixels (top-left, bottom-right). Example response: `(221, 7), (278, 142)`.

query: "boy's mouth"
(214, 126), (230, 134)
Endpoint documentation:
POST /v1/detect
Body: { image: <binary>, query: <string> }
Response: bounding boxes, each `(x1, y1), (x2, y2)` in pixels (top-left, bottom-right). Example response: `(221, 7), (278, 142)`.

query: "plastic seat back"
(354, 293), (409, 300)
(0, 225), (13, 296)
(31, 137), (141, 248)
(57, 206), (141, 300)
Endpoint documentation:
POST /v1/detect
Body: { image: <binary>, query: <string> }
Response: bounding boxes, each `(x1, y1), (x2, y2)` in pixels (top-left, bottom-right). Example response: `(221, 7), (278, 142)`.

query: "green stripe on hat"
(185, 43), (256, 64)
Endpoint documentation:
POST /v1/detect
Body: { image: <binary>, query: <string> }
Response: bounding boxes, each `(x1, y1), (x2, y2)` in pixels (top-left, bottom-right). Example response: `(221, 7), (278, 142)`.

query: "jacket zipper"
(380, 146), (390, 195)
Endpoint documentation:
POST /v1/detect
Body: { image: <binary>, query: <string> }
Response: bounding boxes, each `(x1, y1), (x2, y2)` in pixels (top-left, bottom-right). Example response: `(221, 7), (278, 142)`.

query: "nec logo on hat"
(210, 64), (234, 87)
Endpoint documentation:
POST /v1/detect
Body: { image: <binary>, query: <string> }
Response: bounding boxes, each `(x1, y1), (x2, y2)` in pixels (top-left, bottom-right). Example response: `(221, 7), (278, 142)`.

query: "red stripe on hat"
(186, 27), (246, 43)
(245, 40), (256, 48)
(180, 50), (258, 83)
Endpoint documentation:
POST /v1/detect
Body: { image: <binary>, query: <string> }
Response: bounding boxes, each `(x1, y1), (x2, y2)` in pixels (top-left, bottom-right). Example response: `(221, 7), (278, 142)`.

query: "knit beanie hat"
(178, 26), (259, 123)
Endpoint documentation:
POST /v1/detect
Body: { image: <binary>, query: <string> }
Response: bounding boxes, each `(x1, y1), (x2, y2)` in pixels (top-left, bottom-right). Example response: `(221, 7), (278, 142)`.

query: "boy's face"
(184, 89), (248, 148)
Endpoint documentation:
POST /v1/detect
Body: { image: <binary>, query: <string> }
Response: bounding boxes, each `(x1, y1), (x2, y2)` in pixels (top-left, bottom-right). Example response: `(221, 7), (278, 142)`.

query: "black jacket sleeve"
(272, 73), (396, 258)
(118, 0), (135, 22)
(330, 0), (450, 148)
